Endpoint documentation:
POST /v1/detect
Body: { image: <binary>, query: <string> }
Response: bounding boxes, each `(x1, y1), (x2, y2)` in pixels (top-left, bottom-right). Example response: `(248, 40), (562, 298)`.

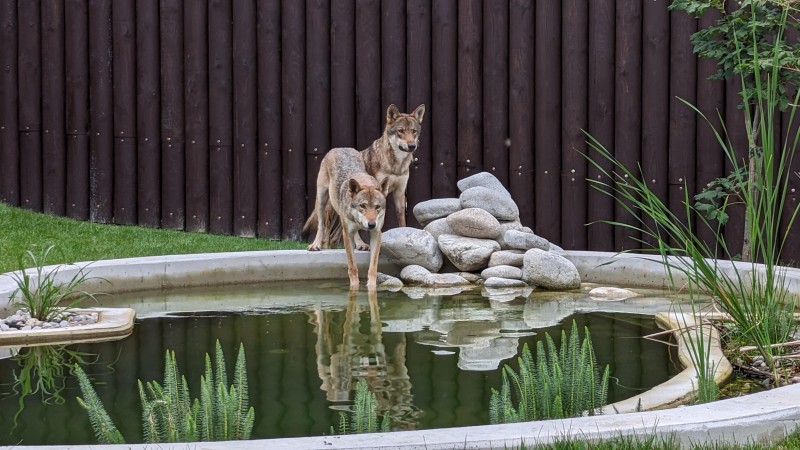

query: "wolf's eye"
(398, 128), (405, 134)
(359, 203), (367, 209)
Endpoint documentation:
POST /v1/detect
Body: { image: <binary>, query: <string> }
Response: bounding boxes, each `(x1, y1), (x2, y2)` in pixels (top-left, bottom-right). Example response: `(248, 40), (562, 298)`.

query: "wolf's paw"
(307, 244), (321, 251)
(356, 243), (370, 251)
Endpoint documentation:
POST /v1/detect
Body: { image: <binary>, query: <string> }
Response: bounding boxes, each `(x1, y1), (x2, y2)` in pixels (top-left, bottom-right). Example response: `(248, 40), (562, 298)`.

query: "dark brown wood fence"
(0, 0), (798, 258)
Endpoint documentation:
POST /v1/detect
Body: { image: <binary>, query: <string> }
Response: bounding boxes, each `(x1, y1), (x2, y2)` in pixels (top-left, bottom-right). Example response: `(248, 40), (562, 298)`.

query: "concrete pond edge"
(1, 249), (798, 449)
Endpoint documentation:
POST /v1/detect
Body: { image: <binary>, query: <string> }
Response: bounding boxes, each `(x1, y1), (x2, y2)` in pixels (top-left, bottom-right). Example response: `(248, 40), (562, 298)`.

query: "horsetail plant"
(334, 379), (390, 434)
(75, 340), (255, 444)
(490, 321), (610, 423)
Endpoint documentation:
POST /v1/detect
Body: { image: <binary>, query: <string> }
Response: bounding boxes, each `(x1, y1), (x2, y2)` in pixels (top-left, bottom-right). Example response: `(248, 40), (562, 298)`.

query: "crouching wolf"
(306, 147), (390, 289)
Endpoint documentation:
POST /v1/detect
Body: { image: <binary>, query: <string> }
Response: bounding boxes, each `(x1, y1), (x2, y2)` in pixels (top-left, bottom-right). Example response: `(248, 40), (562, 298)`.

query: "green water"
(0, 284), (680, 445)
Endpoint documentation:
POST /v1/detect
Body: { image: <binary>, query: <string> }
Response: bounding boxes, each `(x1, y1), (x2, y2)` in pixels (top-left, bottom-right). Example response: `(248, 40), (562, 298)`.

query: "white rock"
(413, 198), (462, 227)
(488, 250), (525, 267)
(457, 171), (511, 197)
(446, 208), (502, 239)
(503, 229), (550, 251)
(460, 186), (520, 221)
(481, 265), (523, 280)
(381, 227), (444, 272)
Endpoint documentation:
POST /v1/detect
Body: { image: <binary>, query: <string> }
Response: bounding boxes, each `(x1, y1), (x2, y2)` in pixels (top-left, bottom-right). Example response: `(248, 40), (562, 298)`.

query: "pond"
(0, 282), (684, 445)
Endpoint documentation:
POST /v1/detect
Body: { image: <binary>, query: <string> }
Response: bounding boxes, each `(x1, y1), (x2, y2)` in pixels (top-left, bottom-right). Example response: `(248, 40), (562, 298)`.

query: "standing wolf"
(303, 104), (425, 250)
(307, 147), (390, 289)
(362, 103), (426, 228)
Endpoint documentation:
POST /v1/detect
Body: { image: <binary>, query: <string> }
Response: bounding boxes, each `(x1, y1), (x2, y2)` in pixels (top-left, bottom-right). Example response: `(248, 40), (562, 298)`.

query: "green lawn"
(0, 203), (306, 274)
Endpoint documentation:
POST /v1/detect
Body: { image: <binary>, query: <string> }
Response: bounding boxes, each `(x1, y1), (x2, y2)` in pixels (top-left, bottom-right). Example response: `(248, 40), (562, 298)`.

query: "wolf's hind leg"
(308, 186), (329, 251)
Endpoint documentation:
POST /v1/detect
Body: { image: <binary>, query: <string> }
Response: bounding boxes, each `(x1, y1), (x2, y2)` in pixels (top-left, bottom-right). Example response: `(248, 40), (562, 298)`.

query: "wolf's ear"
(386, 104), (400, 124)
(348, 178), (362, 196)
(378, 177), (391, 196)
(412, 104), (426, 124)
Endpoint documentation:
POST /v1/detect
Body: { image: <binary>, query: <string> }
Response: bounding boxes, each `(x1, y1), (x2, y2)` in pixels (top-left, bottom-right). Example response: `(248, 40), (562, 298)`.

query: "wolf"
(303, 104), (426, 250)
(306, 147), (390, 289)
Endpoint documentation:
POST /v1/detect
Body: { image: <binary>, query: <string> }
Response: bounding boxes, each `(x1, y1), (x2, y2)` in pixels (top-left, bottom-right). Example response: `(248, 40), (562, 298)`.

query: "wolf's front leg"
(366, 229), (382, 288)
(394, 190), (407, 227)
(341, 229), (360, 289)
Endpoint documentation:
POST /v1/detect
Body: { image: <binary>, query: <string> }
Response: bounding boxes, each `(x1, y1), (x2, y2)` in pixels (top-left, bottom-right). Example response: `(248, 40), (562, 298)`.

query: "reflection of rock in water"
(458, 337), (518, 371)
(310, 293), (422, 431)
(523, 292), (583, 329)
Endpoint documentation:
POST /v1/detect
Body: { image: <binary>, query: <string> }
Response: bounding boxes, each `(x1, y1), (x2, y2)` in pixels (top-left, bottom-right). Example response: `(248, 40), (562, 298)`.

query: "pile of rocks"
(0, 309), (99, 331)
(380, 172), (581, 292)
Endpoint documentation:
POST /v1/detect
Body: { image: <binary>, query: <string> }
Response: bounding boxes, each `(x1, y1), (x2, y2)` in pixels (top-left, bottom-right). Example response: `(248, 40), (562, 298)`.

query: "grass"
(0, 202), (306, 274)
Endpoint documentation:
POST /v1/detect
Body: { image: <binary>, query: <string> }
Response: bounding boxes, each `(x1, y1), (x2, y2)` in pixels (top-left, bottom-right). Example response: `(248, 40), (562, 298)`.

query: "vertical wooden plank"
(305, 0), (330, 221)
(586, 0), (615, 250)
(41, 0), (66, 215)
(160, 0), (185, 230)
(282, 0), (306, 240)
(233, 0), (258, 237)
(430, 0), (458, 199)
(668, 8), (697, 241)
(330, 0), (355, 148)
(381, 0), (405, 109)
(355, 0), (380, 150)
(184, 1), (208, 232)
(640, 0), (670, 249)
(457, 0), (482, 179)
(18, 0), (42, 211)
(381, 0), (406, 149)
(560, 0), (587, 249)
(780, 26), (800, 264)
(137, 0), (161, 227)
(694, 10), (726, 254)
(534, 0), (561, 242)
(0, 0), (18, 206)
(209, 0), (233, 234)
(257, 0), (282, 238)
(614, 0), (642, 250)
(406, 0), (432, 227)
(510, 0), (535, 229)
(722, 76), (746, 256)
(88, 0), (113, 223)
(482, 0), (508, 187)
(112, 0), (137, 224)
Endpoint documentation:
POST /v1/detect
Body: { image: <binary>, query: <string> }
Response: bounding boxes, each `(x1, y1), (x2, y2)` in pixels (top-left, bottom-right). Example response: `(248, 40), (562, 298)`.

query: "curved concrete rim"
(2, 249), (799, 449)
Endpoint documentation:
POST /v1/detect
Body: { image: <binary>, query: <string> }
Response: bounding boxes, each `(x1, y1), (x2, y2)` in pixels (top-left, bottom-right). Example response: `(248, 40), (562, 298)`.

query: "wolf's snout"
(367, 221), (376, 230)
(407, 143), (417, 152)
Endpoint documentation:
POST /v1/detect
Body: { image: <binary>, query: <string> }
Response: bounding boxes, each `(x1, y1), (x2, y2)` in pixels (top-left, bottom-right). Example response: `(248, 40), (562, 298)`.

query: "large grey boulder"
(522, 248), (581, 290)
(460, 186), (519, 221)
(438, 234), (500, 272)
(412, 198), (462, 227)
(457, 171), (511, 198)
(446, 208), (502, 239)
(381, 227), (443, 272)
(423, 217), (456, 241)
(503, 229), (550, 251)
(488, 250), (525, 267)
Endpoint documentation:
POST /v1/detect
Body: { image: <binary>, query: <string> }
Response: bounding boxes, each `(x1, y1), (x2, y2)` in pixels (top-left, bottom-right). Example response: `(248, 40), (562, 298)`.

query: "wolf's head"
(348, 176), (391, 231)
(385, 104), (425, 154)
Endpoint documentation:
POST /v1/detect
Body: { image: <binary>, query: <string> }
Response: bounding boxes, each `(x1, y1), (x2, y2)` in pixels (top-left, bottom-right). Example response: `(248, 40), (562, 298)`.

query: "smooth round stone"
(483, 277), (528, 288)
(457, 171), (511, 197)
(377, 273), (404, 290)
(438, 234), (501, 272)
(522, 248), (581, 290)
(412, 198), (462, 227)
(481, 265), (523, 280)
(460, 186), (520, 221)
(488, 250), (525, 267)
(423, 217), (456, 241)
(446, 208), (502, 239)
(588, 286), (640, 301)
(503, 229), (550, 251)
(381, 227), (444, 272)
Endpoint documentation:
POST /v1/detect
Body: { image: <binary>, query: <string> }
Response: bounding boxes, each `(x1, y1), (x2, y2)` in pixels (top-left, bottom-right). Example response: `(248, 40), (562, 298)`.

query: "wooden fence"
(0, 0), (798, 258)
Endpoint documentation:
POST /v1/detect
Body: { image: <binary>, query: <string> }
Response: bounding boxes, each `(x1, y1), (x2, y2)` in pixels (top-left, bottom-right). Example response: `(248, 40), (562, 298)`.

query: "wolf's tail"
(301, 204), (342, 247)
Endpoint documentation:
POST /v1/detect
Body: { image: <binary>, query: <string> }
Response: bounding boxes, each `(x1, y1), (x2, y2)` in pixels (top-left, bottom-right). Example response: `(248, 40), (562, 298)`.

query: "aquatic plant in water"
(489, 320), (610, 423)
(334, 378), (391, 435)
(75, 340), (255, 444)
